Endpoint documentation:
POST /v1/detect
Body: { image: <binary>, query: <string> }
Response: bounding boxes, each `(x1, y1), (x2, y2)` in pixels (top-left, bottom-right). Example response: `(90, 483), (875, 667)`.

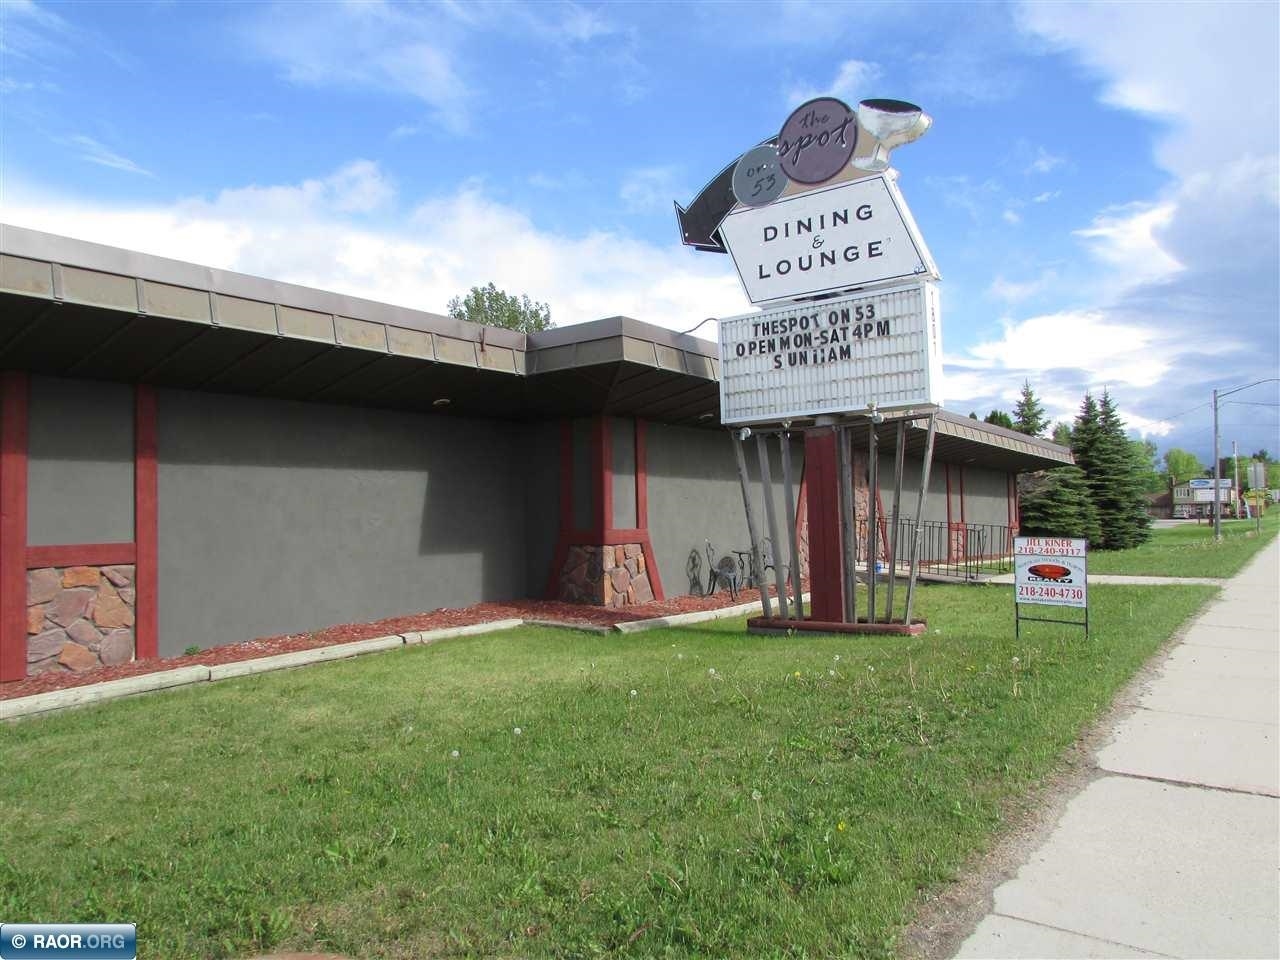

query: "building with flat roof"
(0, 224), (1072, 679)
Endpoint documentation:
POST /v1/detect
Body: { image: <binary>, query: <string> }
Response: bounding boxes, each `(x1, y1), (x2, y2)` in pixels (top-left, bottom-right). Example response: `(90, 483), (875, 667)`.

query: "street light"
(1213, 378), (1280, 541)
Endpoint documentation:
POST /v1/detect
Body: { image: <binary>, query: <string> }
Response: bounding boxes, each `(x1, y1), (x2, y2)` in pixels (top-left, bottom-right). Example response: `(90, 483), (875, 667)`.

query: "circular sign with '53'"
(776, 97), (858, 185)
(731, 144), (788, 208)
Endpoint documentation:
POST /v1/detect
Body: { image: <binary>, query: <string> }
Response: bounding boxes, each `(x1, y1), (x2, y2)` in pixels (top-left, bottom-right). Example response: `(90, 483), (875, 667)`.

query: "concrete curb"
(613, 593), (812, 633)
(0, 665), (212, 721)
(206, 635), (405, 681)
(403, 619), (524, 645)
(522, 618), (615, 634)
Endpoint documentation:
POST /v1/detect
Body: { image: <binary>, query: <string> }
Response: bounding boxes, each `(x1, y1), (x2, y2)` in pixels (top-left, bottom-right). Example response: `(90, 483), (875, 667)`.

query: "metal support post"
(779, 430), (803, 619)
(904, 413), (937, 627)
(756, 433), (790, 620)
(885, 419), (906, 622)
(866, 421), (879, 622)
(732, 429), (772, 619)
(836, 425), (857, 624)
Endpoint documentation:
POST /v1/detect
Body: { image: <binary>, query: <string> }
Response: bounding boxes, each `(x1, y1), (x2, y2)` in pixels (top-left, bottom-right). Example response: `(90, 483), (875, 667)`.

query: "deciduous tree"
(1161, 448), (1203, 485)
(448, 282), (552, 333)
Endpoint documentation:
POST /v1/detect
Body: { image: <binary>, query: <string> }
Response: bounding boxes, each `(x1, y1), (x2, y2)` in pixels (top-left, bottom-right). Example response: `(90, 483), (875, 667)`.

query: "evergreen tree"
(968, 411), (979, 420)
(1013, 380), (1049, 436)
(1051, 421), (1073, 446)
(1070, 392), (1102, 478)
(1018, 466), (1101, 544)
(1076, 391), (1152, 550)
(984, 409), (1015, 430)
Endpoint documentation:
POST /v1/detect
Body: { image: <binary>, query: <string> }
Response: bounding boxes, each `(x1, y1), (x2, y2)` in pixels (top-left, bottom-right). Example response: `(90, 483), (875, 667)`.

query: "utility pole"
(1213, 389), (1221, 540)
(1212, 378), (1279, 541)
(1233, 440), (1249, 521)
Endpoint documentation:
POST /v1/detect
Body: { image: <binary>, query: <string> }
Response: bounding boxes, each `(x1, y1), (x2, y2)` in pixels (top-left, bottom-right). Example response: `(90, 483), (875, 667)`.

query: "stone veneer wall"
(557, 543), (655, 607)
(26, 565), (137, 674)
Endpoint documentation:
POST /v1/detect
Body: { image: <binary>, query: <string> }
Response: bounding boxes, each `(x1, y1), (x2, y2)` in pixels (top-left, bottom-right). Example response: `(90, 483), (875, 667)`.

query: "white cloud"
(4, 163), (748, 333)
(1001, 209), (1021, 225)
(786, 59), (881, 107)
(1073, 201), (1182, 289)
(948, 3), (1280, 454)
(63, 135), (152, 176)
(988, 269), (1055, 304)
(962, 310), (1175, 389)
(1018, 1), (1278, 176)
(0, 0), (70, 61)
(1032, 190), (1059, 203)
(556, 4), (613, 43)
(238, 3), (472, 134)
(619, 166), (684, 214)
(1024, 146), (1064, 175)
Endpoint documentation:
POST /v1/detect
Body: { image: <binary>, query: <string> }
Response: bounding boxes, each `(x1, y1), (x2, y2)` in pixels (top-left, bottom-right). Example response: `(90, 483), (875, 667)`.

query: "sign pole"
(779, 430), (804, 619)
(732, 430), (772, 619)
(837, 425), (858, 624)
(904, 413), (937, 627)
(866, 421), (879, 623)
(755, 432), (790, 619)
(885, 419), (906, 622)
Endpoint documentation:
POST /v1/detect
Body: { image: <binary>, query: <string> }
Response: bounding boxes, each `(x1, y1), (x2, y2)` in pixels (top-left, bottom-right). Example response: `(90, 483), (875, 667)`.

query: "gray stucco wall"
(646, 423), (803, 598)
(611, 417), (636, 530)
(27, 375), (134, 546)
(571, 418), (594, 531)
(156, 389), (526, 655)
(521, 420), (561, 597)
(873, 451), (949, 526)
(959, 465), (1013, 528)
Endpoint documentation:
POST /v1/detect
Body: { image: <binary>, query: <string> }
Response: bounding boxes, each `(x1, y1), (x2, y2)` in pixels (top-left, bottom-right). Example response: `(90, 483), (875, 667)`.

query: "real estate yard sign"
(1014, 536), (1088, 639)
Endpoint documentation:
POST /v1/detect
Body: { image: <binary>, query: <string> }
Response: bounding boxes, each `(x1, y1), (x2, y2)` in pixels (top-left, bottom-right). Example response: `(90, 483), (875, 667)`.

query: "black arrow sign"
(674, 137), (777, 254)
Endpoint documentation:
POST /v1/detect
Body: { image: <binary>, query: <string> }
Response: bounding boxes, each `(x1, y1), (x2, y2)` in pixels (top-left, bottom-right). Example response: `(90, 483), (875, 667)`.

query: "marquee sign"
(717, 280), (942, 425)
(718, 175), (938, 306)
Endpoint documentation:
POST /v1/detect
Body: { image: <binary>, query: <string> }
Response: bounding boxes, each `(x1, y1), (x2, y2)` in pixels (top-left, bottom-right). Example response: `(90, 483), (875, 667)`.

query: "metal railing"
(856, 517), (1013, 581)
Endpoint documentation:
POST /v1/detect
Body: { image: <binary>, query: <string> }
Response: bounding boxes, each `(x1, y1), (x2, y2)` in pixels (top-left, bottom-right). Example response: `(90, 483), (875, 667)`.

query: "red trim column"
(0, 372), (29, 682)
(632, 419), (663, 600)
(634, 419), (649, 531)
(804, 430), (844, 622)
(134, 385), (158, 660)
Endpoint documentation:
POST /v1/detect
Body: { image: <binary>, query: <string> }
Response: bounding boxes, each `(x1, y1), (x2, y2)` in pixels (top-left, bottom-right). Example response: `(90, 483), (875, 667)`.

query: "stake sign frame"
(1013, 536), (1089, 639)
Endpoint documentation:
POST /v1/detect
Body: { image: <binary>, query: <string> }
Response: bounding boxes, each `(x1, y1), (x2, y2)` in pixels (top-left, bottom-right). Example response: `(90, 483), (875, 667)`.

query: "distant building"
(1172, 478), (1235, 519)
(1145, 490), (1172, 519)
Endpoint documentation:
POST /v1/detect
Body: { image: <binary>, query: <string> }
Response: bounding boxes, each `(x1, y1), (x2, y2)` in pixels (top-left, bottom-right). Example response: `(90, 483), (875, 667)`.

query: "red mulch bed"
(1, 584), (802, 702)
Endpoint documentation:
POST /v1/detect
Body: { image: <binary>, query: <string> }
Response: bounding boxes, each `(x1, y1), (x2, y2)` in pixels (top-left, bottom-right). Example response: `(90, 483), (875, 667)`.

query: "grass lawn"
(1088, 510), (1278, 578)
(1, 582), (1215, 959)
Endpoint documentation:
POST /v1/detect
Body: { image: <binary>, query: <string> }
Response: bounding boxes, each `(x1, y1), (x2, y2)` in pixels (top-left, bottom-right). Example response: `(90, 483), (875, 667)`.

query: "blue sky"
(3, 0), (1277, 464)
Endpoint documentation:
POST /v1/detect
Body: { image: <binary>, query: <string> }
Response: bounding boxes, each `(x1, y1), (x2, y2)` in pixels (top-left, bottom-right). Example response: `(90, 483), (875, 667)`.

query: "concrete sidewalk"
(957, 540), (1279, 959)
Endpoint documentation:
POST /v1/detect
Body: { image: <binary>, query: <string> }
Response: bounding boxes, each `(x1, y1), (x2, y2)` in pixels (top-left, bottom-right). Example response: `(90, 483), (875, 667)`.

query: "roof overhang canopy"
(0, 225), (721, 426)
(1, 224), (1071, 470)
